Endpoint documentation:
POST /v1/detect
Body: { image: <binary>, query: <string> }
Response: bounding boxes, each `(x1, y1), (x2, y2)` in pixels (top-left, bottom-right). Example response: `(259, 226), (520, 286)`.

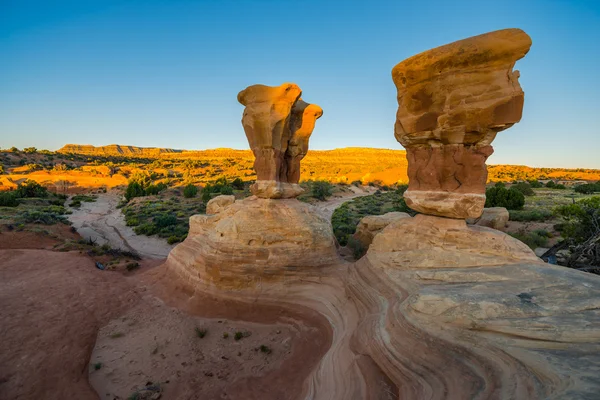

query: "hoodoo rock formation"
(392, 28), (532, 219)
(238, 83), (323, 199)
(152, 29), (600, 400)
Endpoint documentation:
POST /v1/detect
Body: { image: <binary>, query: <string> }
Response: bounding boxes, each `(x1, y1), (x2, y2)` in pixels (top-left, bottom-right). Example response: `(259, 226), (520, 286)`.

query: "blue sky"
(1, 0), (599, 168)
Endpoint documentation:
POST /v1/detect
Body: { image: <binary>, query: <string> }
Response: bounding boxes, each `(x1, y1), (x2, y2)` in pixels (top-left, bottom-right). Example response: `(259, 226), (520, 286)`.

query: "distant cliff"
(58, 144), (183, 157)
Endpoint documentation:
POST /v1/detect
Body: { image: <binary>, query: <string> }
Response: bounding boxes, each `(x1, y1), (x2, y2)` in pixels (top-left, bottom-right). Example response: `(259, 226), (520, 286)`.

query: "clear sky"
(1, 0), (599, 168)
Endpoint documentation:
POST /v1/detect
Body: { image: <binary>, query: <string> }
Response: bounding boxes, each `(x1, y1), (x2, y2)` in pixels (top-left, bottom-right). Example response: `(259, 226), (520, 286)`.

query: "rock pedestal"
(238, 83), (322, 199)
(392, 28), (532, 219)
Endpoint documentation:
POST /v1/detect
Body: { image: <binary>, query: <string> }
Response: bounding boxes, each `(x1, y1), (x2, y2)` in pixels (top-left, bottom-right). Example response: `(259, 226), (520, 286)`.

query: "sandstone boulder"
(238, 84), (322, 198)
(392, 29), (532, 218)
(165, 196), (339, 290)
(206, 195), (235, 215)
(466, 206), (509, 230)
(353, 212), (411, 249)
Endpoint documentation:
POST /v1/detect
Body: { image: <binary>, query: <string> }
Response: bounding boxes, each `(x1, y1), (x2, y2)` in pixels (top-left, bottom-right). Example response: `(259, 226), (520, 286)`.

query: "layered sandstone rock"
(205, 194), (235, 215)
(166, 196), (338, 290)
(238, 83), (322, 198)
(467, 206), (509, 230)
(392, 28), (532, 218)
(353, 211), (411, 249)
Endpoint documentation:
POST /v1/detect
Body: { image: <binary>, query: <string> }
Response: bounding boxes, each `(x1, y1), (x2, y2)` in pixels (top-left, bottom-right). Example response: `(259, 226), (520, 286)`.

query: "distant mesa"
(57, 144), (183, 157)
(392, 28), (532, 219)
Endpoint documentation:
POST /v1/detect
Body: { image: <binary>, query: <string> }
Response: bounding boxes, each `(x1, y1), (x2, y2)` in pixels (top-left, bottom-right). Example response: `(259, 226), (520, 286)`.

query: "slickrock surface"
(392, 28), (532, 218)
(238, 83), (322, 198)
(467, 206), (510, 230)
(353, 211), (411, 249)
(206, 194), (235, 215)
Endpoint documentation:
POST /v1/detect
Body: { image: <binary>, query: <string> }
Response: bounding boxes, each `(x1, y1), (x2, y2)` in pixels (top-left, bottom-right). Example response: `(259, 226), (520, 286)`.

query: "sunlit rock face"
(238, 84), (322, 199)
(392, 28), (532, 218)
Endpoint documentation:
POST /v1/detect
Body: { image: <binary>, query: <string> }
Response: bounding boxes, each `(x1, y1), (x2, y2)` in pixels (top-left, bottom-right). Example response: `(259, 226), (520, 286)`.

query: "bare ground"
(67, 192), (174, 258)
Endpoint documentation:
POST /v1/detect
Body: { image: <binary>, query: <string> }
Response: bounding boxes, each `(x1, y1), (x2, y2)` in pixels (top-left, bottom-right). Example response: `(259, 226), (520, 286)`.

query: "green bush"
(545, 180), (556, 188)
(183, 184), (198, 198)
(512, 182), (535, 196)
(485, 186), (525, 210)
(347, 236), (366, 259)
(0, 191), (20, 207)
(311, 180), (333, 201)
(574, 182), (600, 194)
(528, 180), (544, 188)
(509, 209), (553, 222)
(16, 180), (48, 198)
(231, 177), (244, 190)
(555, 196), (600, 243)
(145, 182), (167, 195)
(510, 230), (549, 249)
(125, 181), (145, 202)
(154, 213), (177, 228)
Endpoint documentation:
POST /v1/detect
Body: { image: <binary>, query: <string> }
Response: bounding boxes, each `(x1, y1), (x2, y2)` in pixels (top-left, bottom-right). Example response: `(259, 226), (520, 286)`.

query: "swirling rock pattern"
(392, 29), (532, 218)
(162, 29), (600, 399)
(238, 84), (322, 199)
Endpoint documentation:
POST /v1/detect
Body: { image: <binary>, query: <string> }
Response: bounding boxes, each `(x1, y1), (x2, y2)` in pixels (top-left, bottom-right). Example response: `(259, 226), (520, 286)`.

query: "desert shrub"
(545, 180), (556, 188)
(0, 191), (20, 207)
(0, 164), (4, 174)
(124, 181), (145, 202)
(183, 183), (198, 198)
(509, 209), (553, 222)
(485, 186), (525, 210)
(554, 184), (567, 190)
(167, 235), (184, 244)
(18, 208), (69, 225)
(494, 182), (506, 188)
(555, 196), (600, 243)
(574, 182), (600, 194)
(510, 230), (549, 249)
(528, 180), (544, 188)
(201, 178), (234, 201)
(312, 180), (333, 201)
(347, 236), (366, 259)
(125, 216), (140, 226)
(144, 182), (167, 195)
(231, 177), (244, 190)
(9, 147), (19, 153)
(134, 223), (158, 236)
(512, 182), (535, 196)
(69, 194), (97, 208)
(23, 147), (37, 154)
(154, 213), (177, 228)
(16, 180), (48, 198)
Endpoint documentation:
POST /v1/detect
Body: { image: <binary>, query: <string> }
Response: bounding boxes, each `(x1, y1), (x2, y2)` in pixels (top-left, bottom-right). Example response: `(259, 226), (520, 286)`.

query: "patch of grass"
(195, 327), (207, 338)
(223, 332), (229, 339)
(510, 230), (550, 249)
(234, 331), (251, 341)
(110, 332), (125, 339)
(126, 262), (140, 271)
(259, 345), (272, 354)
(509, 209), (553, 222)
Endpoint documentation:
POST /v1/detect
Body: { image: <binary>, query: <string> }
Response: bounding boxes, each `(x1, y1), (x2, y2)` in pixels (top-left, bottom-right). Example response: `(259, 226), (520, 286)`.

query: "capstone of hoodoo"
(392, 28), (532, 219)
(238, 83), (322, 199)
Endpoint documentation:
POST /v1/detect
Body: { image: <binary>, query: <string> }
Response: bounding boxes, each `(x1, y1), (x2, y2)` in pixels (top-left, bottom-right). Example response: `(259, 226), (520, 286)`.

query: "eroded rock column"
(238, 83), (323, 198)
(392, 28), (532, 218)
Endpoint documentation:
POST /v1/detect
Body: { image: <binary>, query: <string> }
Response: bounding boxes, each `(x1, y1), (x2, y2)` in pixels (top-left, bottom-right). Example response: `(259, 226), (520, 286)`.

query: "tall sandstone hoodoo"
(238, 83), (323, 199)
(392, 28), (532, 219)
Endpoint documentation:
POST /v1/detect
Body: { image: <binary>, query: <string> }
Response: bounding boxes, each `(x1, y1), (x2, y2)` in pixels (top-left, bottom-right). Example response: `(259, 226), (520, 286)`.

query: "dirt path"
(67, 192), (174, 258)
(313, 186), (376, 221)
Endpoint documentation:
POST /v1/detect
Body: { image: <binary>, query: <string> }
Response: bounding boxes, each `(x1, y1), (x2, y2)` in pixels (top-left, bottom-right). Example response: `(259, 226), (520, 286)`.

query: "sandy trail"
(313, 185), (376, 221)
(67, 192), (174, 258)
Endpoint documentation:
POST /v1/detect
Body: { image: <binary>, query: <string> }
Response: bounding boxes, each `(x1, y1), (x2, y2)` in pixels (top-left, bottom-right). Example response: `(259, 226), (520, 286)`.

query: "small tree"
(183, 184), (198, 198)
(485, 186), (525, 210)
(23, 147), (37, 154)
(16, 180), (48, 198)
(312, 180), (333, 201)
(512, 182), (535, 196)
(125, 181), (145, 201)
